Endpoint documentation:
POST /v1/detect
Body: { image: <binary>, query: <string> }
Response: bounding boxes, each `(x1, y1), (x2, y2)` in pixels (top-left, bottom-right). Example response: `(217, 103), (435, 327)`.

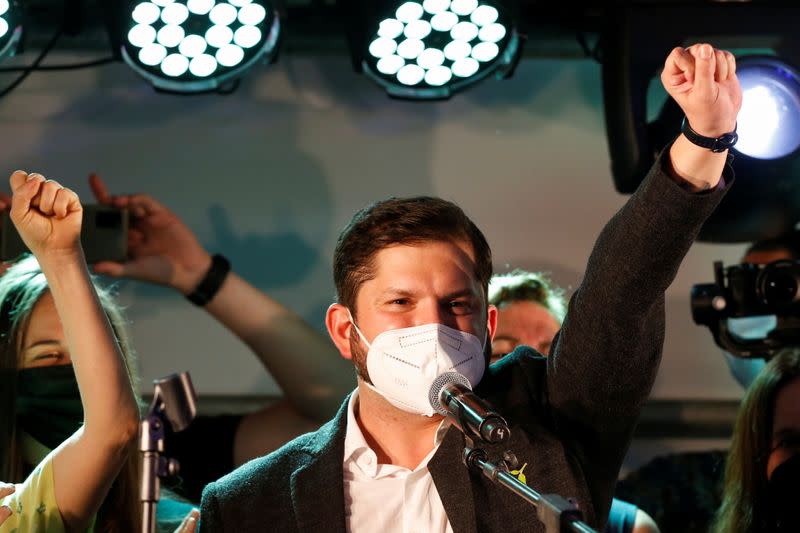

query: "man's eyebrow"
(441, 288), (479, 300)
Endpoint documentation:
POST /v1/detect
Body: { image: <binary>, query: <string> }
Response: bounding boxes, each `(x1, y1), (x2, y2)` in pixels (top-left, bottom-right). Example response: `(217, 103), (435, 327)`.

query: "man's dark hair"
(333, 196), (492, 315)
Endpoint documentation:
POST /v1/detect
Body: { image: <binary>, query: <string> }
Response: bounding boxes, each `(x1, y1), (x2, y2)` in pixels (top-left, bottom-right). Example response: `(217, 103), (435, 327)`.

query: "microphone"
(428, 372), (510, 444)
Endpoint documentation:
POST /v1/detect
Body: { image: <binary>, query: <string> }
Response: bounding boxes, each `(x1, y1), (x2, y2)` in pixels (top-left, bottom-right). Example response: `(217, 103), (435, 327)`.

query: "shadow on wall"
(5, 60), (335, 321)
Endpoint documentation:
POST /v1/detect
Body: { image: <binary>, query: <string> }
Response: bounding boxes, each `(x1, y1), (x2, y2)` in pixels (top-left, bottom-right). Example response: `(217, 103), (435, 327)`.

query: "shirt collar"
(343, 388), (453, 473)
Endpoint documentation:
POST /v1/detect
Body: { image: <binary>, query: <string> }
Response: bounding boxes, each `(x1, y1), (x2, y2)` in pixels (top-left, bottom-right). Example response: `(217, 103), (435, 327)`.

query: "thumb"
(692, 44), (716, 96)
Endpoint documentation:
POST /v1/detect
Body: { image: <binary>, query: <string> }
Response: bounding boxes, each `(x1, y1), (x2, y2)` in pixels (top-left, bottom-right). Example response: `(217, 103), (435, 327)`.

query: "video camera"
(691, 260), (800, 359)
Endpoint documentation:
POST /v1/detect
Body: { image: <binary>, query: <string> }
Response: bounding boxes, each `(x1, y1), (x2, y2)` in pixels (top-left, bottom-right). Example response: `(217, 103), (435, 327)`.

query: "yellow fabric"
(0, 449), (95, 533)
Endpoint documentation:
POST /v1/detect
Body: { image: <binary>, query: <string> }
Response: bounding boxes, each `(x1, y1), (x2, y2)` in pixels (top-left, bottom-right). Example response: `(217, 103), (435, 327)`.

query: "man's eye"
(448, 301), (473, 315)
(390, 299), (408, 305)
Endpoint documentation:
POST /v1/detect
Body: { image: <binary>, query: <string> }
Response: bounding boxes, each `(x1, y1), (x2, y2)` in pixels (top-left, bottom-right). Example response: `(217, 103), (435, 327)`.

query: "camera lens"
(758, 261), (800, 308)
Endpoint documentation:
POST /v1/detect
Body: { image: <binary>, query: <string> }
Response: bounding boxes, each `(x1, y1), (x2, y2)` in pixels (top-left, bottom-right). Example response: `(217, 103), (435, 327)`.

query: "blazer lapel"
(290, 398), (349, 533)
(429, 427), (478, 533)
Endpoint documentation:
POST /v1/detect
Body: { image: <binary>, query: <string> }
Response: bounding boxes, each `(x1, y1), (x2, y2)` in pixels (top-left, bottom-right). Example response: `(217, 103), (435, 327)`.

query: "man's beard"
(349, 332), (373, 385)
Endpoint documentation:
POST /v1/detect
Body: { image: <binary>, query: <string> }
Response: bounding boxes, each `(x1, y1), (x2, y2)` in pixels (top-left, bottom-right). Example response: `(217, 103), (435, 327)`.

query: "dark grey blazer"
(200, 153), (731, 532)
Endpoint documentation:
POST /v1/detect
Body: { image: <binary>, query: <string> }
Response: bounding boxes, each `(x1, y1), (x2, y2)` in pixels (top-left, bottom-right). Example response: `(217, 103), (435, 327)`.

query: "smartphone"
(1, 205), (128, 263)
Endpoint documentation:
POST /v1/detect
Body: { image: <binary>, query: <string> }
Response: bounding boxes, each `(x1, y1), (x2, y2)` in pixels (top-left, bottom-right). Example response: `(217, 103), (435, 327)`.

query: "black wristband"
(681, 117), (738, 153)
(186, 254), (231, 306)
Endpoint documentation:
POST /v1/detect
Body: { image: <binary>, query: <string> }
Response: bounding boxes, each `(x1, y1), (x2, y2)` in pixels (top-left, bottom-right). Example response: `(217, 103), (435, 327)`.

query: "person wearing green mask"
(0, 171), (196, 533)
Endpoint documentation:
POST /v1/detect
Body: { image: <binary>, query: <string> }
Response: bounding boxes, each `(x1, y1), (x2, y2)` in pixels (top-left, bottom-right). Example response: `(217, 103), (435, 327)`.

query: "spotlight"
(120, 0), (280, 93)
(348, 0), (522, 99)
(0, 0), (22, 62)
(735, 57), (800, 160)
(602, 3), (800, 243)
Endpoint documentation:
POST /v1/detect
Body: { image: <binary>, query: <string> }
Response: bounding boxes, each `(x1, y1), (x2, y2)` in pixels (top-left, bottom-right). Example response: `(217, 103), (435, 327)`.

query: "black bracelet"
(186, 254), (231, 306)
(681, 117), (738, 153)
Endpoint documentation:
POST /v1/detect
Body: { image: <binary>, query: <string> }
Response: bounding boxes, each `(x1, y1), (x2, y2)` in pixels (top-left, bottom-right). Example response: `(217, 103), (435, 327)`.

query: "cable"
(0, 27), (64, 99)
(0, 56), (116, 72)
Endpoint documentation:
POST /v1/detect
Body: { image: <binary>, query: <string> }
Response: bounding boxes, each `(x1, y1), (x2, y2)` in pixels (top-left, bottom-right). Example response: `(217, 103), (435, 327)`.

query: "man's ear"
(326, 303), (355, 360)
(487, 304), (498, 342)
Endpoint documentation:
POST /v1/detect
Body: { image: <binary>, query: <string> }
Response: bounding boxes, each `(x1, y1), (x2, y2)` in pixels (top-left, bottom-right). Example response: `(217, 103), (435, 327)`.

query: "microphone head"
(428, 372), (471, 417)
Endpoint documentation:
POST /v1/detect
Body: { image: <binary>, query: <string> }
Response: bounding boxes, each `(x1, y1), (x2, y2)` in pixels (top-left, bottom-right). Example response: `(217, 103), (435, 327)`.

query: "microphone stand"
(140, 372), (198, 533)
(463, 439), (598, 533)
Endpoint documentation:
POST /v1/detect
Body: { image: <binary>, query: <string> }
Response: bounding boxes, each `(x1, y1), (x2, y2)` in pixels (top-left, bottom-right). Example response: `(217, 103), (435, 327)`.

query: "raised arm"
(9, 171), (139, 531)
(544, 43), (740, 518)
(89, 175), (354, 421)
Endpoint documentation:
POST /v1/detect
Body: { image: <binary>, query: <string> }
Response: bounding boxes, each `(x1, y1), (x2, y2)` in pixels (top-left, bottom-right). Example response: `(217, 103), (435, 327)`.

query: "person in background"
(0, 171), (143, 532)
(489, 269), (660, 533)
(199, 43), (738, 532)
(617, 232), (800, 532)
(723, 232), (800, 388)
(713, 349), (800, 532)
(86, 174), (355, 502)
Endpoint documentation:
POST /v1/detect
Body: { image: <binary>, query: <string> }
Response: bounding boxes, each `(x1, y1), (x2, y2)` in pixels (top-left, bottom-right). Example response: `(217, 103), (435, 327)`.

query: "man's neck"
(354, 382), (444, 470)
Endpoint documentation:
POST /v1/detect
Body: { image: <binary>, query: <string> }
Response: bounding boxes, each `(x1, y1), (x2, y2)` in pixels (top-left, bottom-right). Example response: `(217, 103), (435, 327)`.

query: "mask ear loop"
(347, 309), (372, 350)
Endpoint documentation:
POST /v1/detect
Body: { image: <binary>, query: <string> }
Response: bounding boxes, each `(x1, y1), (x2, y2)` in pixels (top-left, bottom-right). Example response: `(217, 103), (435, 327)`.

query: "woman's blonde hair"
(0, 255), (141, 533)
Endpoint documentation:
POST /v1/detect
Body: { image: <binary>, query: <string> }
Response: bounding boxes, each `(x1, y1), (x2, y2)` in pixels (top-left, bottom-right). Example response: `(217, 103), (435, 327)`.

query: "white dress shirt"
(343, 390), (454, 533)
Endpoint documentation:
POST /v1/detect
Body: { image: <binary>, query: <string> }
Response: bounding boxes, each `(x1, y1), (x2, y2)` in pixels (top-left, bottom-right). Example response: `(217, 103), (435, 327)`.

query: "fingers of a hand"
(53, 187), (79, 218)
(690, 43), (716, 90)
(92, 261), (126, 277)
(0, 482), (15, 498)
(37, 180), (63, 215)
(89, 173), (112, 204)
(128, 194), (164, 217)
(176, 509), (200, 533)
(0, 505), (11, 523)
(715, 49), (729, 82)
(663, 47), (694, 80)
(725, 51), (736, 79)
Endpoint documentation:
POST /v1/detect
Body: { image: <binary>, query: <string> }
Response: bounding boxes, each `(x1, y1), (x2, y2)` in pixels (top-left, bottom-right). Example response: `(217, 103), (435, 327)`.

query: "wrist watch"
(681, 117), (738, 153)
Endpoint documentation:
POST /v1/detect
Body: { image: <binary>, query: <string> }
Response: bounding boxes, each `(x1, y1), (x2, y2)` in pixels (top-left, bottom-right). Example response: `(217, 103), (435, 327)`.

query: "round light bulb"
(395, 2), (424, 23)
(216, 44), (245, 66)
(451, 57), (478, 78)
(160, 2), (189, 25)
(425, 65), (452, 86)
(157, 25), (185, 48)
(132, 3), (161, 25)
(234, 25), (262, 48)
(369, 37), (398, 59)
(397, 64), (425, 85)
(470, 5), (498, 26)
(377, 54), (405, 75)
(161, 53), (189, 76)
(238, 3), (267, 25)
(205, 25), (234, 48)
(209, 3), (238, 26)
(187, 0), (214, 15)
(128, 24), (157, 48)
(189, 54), (218, 77)
(138, 43), (167, 66)
(179, 34), (207, 57)
(404, 19), (431, 40)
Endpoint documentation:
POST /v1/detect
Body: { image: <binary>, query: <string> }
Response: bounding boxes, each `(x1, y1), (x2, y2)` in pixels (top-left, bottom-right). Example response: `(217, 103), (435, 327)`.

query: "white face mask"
(350, 315), (487, 417)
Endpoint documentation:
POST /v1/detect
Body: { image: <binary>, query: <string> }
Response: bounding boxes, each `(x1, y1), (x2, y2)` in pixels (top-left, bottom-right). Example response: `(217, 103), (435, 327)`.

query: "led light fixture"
(121, 0), (279, 93)
(359, 0), (520, 99)
(0, 0), (22, 62)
